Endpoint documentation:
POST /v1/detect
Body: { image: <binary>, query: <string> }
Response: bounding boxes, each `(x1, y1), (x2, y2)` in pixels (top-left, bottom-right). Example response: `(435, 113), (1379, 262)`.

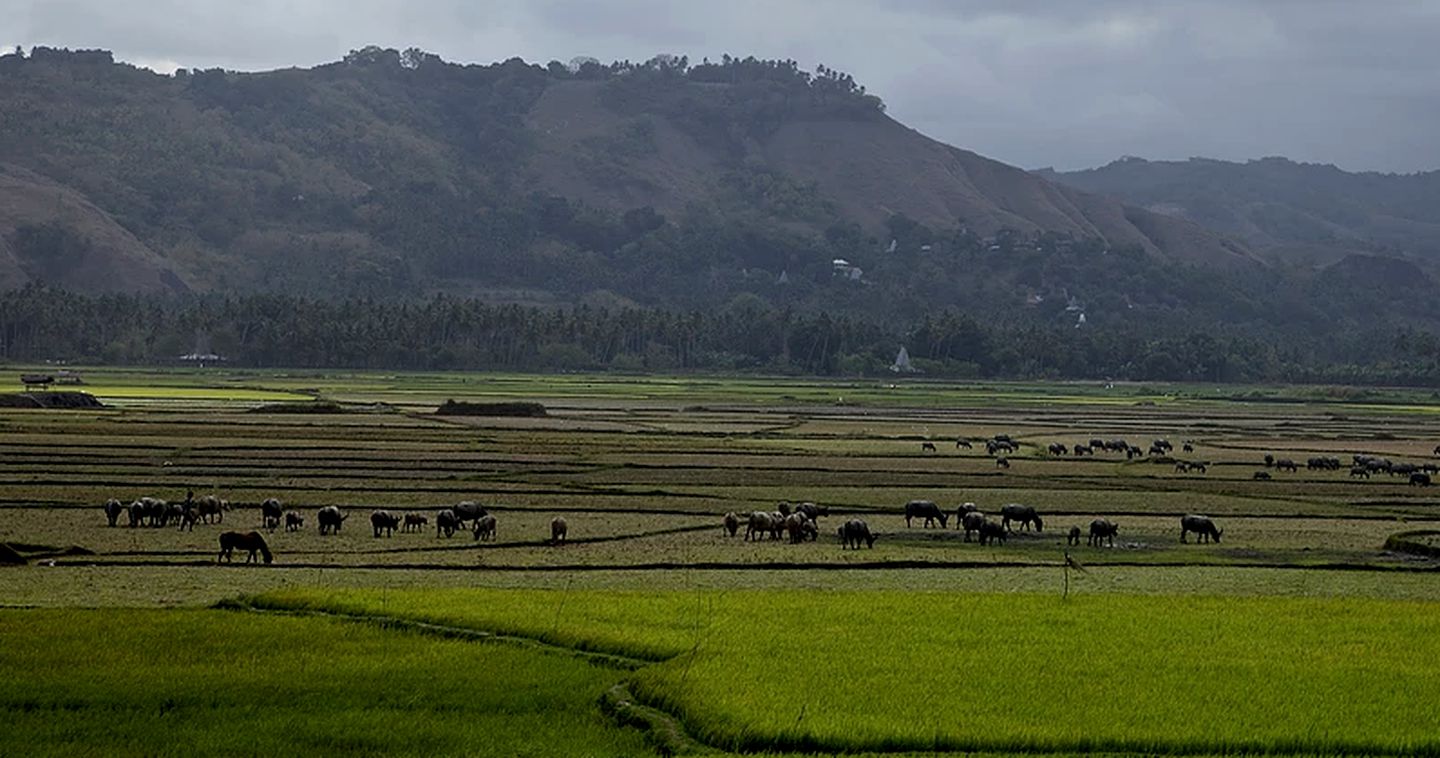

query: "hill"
(1039, 156), (1440, 269)
(0, 46), (1262, 323)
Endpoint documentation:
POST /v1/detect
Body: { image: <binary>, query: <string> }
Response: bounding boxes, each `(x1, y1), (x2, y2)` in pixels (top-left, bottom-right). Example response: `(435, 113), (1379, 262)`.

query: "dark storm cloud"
(5, 0), (1437, 172)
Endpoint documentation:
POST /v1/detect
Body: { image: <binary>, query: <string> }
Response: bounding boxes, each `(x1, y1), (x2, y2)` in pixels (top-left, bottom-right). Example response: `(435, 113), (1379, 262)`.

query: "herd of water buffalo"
(96, 431), (1435, 564)
(719, 498), (1222, 552)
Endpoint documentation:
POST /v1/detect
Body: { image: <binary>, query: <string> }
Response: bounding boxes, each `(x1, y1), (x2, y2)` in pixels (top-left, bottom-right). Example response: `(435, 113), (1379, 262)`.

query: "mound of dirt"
(0, 391), (105, 409)
(249, 400), (347, 414)
(436, 399), (547, 417)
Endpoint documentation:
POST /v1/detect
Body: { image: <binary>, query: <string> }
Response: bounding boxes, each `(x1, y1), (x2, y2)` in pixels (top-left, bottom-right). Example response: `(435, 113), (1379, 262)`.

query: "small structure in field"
(20, 373), (54, 390)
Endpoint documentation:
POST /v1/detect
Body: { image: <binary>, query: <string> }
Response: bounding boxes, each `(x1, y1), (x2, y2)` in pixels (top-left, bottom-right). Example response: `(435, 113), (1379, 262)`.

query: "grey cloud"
(3, 0), (1436, 172)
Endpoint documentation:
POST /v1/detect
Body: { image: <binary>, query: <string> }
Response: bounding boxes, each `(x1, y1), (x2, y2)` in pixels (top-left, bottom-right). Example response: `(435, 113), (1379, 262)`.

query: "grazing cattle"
(261, 498), (283, 530)
(954, 502), (980, 526)
(1126, 446), (1143, 460)
(103, 499), (124, 527)
(723, 512), (740, 537)
(1350, 466), (1371, 478)
(1392, 463), (1419, 477)
(128, 501), (146, 528)
(196, 495), (228, 524)
(904, 500), (948, 528)
(955, 439), (973, 450)
(1153, 439), (1173, 452)
(402, 513), (428, 533)
(371, 510), (401, 537)
(1048, 443), (1068, 456)
(1087, 519), (1119, 547)
(1189, 462), (1209, 474)
(1105, 439), (1129, 453)
(777, 501), (793, 516)
(1067, 526), (1081, 546)
(1264, 454), (1275, 468)
(745, 511), (775, 541)
(1424, 464), (1440, 474)
(977, 520), (1008, 546)
(995, 457), (1010, 469)
(1180, 514), (1223, 543)
(451, 501), (488, 529)
(794, 502), (828, 522)
(143, 498), (168, 528)
(1253, 471), (1272, 480)
(1410, 473), (1432, 487)
(921, 442), (937, 453)
(1182, 441), (1195, 453)
(785, 513), (817, 544)
(768, 512), (787, 541)
(317, 506), (346, 535)
(1088, 438), (1106, 451)
(436, 509), (460, 538)
(472, 514), (497, 541)
(217, 531), (273, 564)
(961, 511), (986, 542)
(284, 512), (304, 532)
(999, 503), (1043, 533)
(839, 518), (876, 549)
(1174, 462), (1189, 473)
(1149, 444), (1167, 456)
(1433, 444), (1440, 457)
(1073, 444), (1092, 456)
(550, 516), (568, 545)
(986, 440), (1016, 455)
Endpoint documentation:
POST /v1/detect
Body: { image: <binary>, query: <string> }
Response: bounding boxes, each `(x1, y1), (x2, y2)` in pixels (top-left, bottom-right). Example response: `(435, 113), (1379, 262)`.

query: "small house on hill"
(20, 374), (54, 390)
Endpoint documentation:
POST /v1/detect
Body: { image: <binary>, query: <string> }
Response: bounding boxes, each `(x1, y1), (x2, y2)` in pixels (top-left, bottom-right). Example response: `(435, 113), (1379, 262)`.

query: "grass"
(245, 587), (1440, 756)
(0, 608), (653, 758)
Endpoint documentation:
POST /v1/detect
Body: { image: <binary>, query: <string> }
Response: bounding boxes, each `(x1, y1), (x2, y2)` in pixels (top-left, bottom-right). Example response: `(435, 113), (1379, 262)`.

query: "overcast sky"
(5, 0), (1438, 172)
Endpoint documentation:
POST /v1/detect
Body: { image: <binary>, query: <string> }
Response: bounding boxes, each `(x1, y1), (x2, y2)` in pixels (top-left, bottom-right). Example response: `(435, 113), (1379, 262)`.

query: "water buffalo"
(1153, 439), (1173, 452)
(402, 513), (428, 533)
(1087, 518), (1119, 547)
(921, 442), (937, 453)
(1073, 444), (1092, 456)
(196, 495), (228, 524)
(143, 498), (168, 528)
(999, 503), (1043, 532)
(436, 509), (460, 538)
(839, 518), (876, 549)
(1188, 462), (1209, 473)
(1264, 454), (1275, 468)
(371, 510), (401, 537)
(1434, 444), (1440, 457)
(776, 501), (793, 516)
(954, 502), (979, 526)
(1350, 466), (1371, 478)
(550, 516), (568, 545)
(793, 502), (828, 521)
(175, 503), (198, 532)
(1149, 443), (1167, 456)
(1048, 443), (1068, 456)
(745, 511), (776, 541)
(128, 500), (146, 527)
(1410, 473), (1432, 487)
(1253, 471), (1272, 480)
(1275, 458), (1297, 472)
(1175, 462), (1189, 473)
(904, 500), (948, 528)
(218, 531), (273, 564)
(961, 511), (986, 542)
(977, 520), (1007, 546)
(955, 439), (972, 450)
(284, 512), (304, 532)
(785, 513), (817, 544)
(1182, 441), (1195, 453)
(1066, 526), (1081, 546)
(995, 457), (1010, 469)
(451, 501), (488, 529)
(723, 512), (740, 537)
(317, 505), (346, 535)
(261, 498), (283, 530)
(103, 498), (124, 527)
(1088, 437), (1106, 450)
(472, 514), (497, 541)
(1180, 514), (1222, 543)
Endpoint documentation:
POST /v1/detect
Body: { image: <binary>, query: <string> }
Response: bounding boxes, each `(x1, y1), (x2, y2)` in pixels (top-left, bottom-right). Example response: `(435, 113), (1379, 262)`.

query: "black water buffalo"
(1153, 439), (1173, 452)
(839, 518), (876, 549)
(473, 514), (497, 541)
(1275, 458), (1298, 472)
(1066, 526), (1081, 546)
(371, 510), (401, 537)
(196, 495), (228, 524)
(451, 501), (488, 529)
(961, 511), (986, 542)
(746, 511), (776, 541)
(999, 503), (1043, 532)
(977, 520), (1007, 546)
(285, 512), (304, 532)
(995, 457), (1010, 469)
(103, 498), (124, 527)
(317, 506), (346, 535)
(436, 509), (460, 538)
(1350, 466), (1371, 478)
(1088, 438), (1106, 450)
(1180, 514), (1223, 543)
(794, 502), (828, 521)
(402, 513), (428, 533)
(723, 512), (740, 537)
(1087, 518), (1119, 547)
(1410, 473), (1432, 487)
(1048, 443), (1068, 456)
(955, 439), (973, 450)
(144, 498), (168, 528)
(954, 502), (980, 526)
(921, 442), (937, 453)
(1073, 444), (1092, 456)
(127, 500), (146, 527)
(785, 513), (817, 544)
(261, 498), (283, 530)
(1253, 471), (1272, 480)
(1182, 441), (1195, 453)
(904, 500), (948, 528)
(550, 516), (568, 545)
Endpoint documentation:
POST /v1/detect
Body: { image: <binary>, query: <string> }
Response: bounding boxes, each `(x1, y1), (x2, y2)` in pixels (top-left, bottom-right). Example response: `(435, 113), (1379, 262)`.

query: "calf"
(284, 512), (304, 532)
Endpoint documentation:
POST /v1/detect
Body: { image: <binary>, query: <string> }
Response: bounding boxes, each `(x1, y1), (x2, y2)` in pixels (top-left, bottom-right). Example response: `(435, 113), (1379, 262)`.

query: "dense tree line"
(3, 286), (1440, 385)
